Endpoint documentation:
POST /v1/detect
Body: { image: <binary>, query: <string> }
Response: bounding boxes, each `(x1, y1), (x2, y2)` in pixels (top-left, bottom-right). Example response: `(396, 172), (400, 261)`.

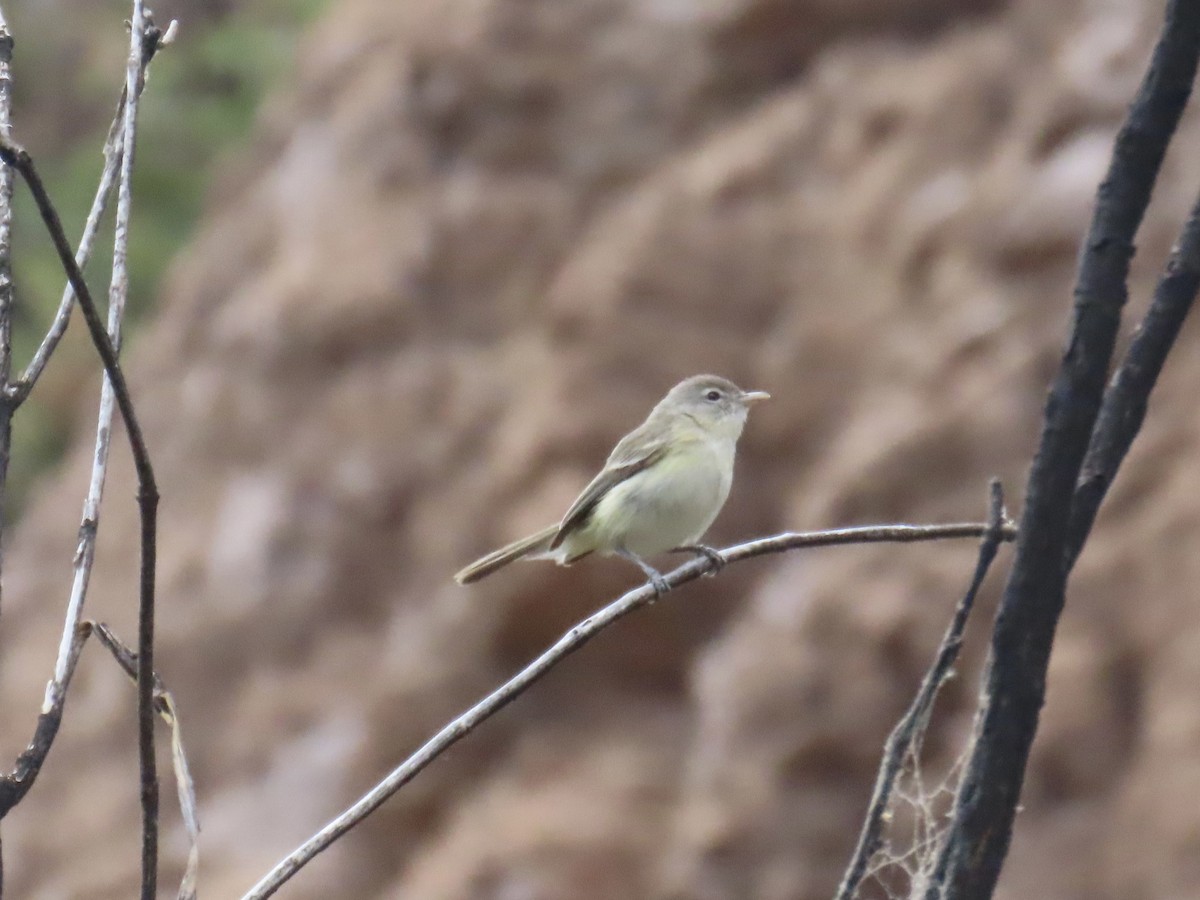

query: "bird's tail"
(455, 524), (559, 584)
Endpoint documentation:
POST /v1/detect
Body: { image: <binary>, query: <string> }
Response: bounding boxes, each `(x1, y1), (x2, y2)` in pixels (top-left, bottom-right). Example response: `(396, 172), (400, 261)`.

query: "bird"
(455, 374), (769, 594)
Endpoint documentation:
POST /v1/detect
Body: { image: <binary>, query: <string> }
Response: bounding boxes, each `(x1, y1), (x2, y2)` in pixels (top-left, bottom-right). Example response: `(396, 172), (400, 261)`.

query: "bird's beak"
(741, 390), (770, 405)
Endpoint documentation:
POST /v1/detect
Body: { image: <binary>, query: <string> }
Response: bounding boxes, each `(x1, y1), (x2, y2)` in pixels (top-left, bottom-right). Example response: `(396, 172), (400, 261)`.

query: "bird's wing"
(549, 425), (669, 550)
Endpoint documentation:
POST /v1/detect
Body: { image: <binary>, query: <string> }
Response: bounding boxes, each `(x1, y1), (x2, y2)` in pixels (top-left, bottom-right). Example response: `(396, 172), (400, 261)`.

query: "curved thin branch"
(241, 517), (1018, 900)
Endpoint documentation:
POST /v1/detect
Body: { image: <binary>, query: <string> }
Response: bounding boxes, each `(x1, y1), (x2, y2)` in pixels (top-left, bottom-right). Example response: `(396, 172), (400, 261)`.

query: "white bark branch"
(243, 517), (1017, 900)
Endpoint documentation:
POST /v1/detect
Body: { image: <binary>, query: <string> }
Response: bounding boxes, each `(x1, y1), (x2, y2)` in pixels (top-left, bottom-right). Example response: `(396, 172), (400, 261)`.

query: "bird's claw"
(648, 572), (671, 598)
(616, 548), (672, 599)
(675, 544), (726, 575)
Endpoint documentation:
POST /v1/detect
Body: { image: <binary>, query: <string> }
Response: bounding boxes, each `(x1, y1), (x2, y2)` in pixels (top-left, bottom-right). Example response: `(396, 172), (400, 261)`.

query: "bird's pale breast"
(560, 435), (735, 559)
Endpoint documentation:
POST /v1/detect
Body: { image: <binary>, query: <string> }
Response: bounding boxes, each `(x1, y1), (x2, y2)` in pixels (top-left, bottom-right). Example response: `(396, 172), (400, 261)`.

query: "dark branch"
(114, 6), (159, 896)
(1067, 190), (1200, 565)
(932, 2), (1200, 896)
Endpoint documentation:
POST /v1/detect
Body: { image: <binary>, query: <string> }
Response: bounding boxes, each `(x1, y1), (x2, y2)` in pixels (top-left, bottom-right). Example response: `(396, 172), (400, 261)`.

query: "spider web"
(853, 710), (976, 900)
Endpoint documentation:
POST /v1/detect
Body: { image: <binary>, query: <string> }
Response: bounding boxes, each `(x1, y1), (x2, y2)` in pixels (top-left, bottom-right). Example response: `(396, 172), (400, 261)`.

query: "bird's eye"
(705, 390), (721, 402)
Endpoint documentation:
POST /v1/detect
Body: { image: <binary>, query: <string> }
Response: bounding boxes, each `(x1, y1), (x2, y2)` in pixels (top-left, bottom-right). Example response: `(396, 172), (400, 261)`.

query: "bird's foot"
(616, 548), (671, 599)
(648, 571), (671, 598)
(673, 544), (726, 575)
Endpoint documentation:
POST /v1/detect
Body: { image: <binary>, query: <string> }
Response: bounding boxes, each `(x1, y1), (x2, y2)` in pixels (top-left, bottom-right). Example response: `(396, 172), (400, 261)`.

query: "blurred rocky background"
(0, 0), (1198, 897)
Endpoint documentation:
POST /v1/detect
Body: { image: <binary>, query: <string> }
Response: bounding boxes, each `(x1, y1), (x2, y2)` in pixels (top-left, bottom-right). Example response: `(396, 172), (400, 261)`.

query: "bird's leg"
(671, 544), (726, 574)
(616, 548), (670, 597)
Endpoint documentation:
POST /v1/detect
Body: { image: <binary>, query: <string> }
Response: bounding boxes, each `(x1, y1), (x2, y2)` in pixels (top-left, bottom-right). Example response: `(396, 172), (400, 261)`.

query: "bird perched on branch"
(455, 374), (769, 594)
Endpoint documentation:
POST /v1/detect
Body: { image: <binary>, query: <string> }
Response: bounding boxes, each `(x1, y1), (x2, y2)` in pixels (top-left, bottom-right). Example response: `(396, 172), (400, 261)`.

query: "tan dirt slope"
(3, 0), (1200, 897)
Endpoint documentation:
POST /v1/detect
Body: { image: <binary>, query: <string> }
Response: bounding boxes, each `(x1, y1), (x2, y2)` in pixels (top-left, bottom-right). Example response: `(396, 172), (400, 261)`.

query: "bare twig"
(241, 518), (1018, 900)
(931, 2), (1200, 896)
(0, 5), (14, 623)
(9, 19), (164, 404)
(0, 618), (94, 815)
(835, 482), (1007, 900)
(10, 119), (120, 402)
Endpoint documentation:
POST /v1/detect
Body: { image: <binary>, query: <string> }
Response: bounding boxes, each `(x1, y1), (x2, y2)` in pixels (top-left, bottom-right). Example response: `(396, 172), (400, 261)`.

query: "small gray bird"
(455, 374), (769, 593)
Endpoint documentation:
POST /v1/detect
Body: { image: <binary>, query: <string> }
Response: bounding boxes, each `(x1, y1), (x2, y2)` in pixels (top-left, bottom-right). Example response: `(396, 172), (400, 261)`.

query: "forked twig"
(1067, 190), (1200, 566)
(835, 482), (1007, 900)
(9, 18), (164, 403)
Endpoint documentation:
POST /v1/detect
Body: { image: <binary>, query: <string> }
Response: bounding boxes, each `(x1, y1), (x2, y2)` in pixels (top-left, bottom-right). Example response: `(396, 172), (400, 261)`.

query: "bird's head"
(654, 374), (770, 440)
